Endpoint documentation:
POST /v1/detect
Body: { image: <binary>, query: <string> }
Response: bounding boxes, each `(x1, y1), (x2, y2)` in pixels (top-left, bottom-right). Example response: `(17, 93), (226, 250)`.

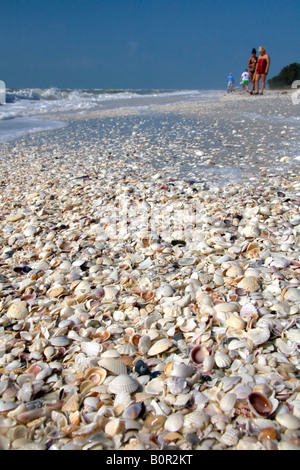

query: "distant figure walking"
(227, 73), (234, 93)
(253, 46), (270, 95)
(240, 69), (250, 91)
(248, 48), (258, 94)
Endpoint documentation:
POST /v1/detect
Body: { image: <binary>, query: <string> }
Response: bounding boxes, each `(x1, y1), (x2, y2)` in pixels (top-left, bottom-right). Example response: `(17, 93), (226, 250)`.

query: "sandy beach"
(0, 90), (300, 450)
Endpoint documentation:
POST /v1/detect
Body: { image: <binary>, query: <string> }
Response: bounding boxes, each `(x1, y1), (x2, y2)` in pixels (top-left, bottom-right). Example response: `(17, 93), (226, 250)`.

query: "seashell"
(286, 329), (300, 344)
(248, 392), (272, 417)
(6, 301), (28, 320)
(220, 393), (237, 413)
(226, 315), (246, 330)
(190, 345), (210, 364)
(284, 288), (300, 302)
(138, 335), (151, 354)
(144, 415), (166, 431)
(258, 427), (277, 442)
(69, 410), (80, 426)
(84, 367), (107, 385)
(116, 343), (136, 356)
(202, 355), (215, 372)
(155, 283), (176, 299)
(98, 358), (127, 375)
(145, 377), (165, 395)
(226, 264), (244, 278)
(270, 257), (290, 269)
(166, 376), (187, 395)
(108, 374), (140, 395)
(214, 351), (231, 369)
(178, 257), (197, 266)
(171, 363), (194, 379)
(246, 327), (270, 346)
(50, 335), (71, 347)
(214, 302), (239, 313)
(275, 413), (300, 430)
(135, 359), (150, 376)
(105, 418), (122, 437)
(103, 286), (119, 302)
(48, 286), (65, 298)
(222, 376), (241, 393)
(252, 384), (272, 398)
(164, 412), (184, 432)
(81, 341), (101, 357)
(62, 393), (80, 413)
(240, 225), (260, 238)
(148, 338), (173, 356)
(220, 426), (239, 447)
(237, 276), (260, 292)
(122, 403), (143, 420)
(95, 329), (111, 342)
(240, 303), (258, 316)
(183, 411), (209, 433)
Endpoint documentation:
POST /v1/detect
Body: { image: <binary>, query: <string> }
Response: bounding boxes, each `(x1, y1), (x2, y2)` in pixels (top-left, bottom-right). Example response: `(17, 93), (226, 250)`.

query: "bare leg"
(260, 74), (266, 94)
(255, 74), (260, 94)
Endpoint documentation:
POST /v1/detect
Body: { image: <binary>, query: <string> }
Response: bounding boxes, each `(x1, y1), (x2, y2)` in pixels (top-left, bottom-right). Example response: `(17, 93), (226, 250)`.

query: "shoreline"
(0, 90), (300, 450)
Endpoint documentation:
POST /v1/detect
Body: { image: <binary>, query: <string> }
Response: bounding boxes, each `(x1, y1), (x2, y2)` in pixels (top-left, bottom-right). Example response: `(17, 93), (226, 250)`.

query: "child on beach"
(240, 69), (250, 91)
(248, 48), (258, 94)
(227, 73), (234, 92)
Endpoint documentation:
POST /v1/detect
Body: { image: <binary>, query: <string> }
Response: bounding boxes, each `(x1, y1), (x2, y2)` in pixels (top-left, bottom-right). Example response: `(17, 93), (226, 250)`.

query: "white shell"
(148, 338), (173, 356)
(237, 276), (260, 292)
(220, 393), (237, 413)
(145, 377), (165, 395)
(214, 351), (231, 369)
(178, 257), (197, 266)
(138, 335), (151, 353)
(155, 283), (176, 299)
(164, 412), (184, 432)
(226, 264), (244, 278)
(103, 286), (119, 301)
(81, 341), (101, 356)
(226, 315), (246, 330)
(286, 328), (300, 344)
(171, 363), (194, 378)
(240, 225), (260, 238)
(50, 335), (71, 347)
(98, 358), (127, 375)
(220, 426), (239, 447)
(6, 301), (28, 320)
(116, 343), (136, 356)
(183, 411), (209, 433)
(108, 374), (139, 395)
(275, 413), (300, 430)
(246, 327), (270, 346)
(202, 355), (215, 372)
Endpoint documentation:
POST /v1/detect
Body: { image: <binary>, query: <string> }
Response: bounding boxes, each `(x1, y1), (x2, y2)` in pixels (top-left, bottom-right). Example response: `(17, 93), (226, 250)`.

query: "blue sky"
(0, 0), (299, 89)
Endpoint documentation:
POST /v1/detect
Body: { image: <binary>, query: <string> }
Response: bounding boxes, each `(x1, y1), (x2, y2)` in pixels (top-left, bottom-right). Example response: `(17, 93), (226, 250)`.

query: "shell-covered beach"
(0, 90), (300, 450)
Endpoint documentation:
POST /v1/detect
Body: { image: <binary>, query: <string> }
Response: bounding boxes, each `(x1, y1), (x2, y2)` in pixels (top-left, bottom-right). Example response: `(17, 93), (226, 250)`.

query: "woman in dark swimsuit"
(248, 48), (258, 94)
(253, 46), (270, 95)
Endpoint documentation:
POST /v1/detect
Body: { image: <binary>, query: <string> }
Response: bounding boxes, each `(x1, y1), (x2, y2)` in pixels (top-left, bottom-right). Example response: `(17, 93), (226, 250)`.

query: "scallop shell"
(98, 358), (127, 375)
(164, 412), (184, 432)
(246, 327), (270, 346)
(183, 411), (209, 433)
(81, 341), (101, 357)
(108, 374), (140, 395)
(214, 351), (231, 369)
(220, 426), (239, 447)
(148, 338), (173, 356)
(116, 343), (136, 356)
(220, 393), (237, 413)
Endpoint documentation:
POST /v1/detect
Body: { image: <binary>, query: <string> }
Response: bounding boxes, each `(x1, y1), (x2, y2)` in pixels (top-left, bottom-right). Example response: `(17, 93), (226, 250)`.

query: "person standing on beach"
(253, 46), (270, 95)
(248, 48), (258, 94)
(240, 69), (250, 91)
(227, 73), (234, 92)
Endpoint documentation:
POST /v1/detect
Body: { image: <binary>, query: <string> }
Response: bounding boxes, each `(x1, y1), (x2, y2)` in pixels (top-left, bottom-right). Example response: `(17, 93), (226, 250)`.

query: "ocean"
(0, 88), (224, 143)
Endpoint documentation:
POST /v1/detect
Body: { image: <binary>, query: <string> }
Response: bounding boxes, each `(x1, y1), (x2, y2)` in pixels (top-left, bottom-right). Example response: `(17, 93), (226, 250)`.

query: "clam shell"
(148, 338), (173, 356)
(226, 315), (246, 330)
(6, 301), (28, 320)
(50, 335), (71, 347)
(138, 335), (151, 353)
(246, 327), (270, 346)
(214, 351), (231, 369)
(190, 345), (210, 364)
(108, 374), (140, 395)
(275, 413), (300, 430)
(237, 276), (260, 293)
(164, 412), (184, 432)
(220, 393), (237, 413)
(98, 358), (127, 375)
